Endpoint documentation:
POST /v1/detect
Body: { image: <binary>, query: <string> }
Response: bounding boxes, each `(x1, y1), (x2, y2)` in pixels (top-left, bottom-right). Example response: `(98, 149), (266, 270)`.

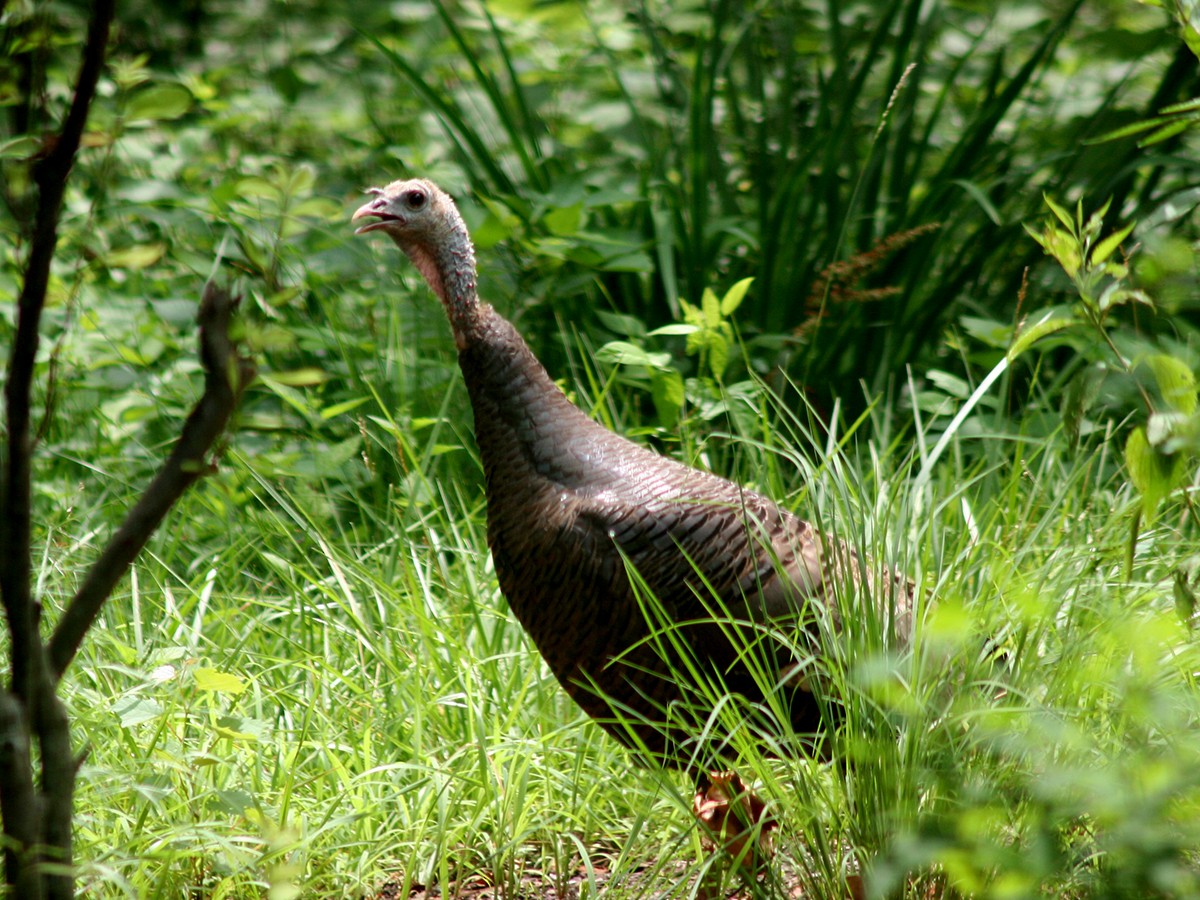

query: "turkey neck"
(411, 227), (604, 489)
(458, 309), (602, 491)
(404, 216), (479, 348)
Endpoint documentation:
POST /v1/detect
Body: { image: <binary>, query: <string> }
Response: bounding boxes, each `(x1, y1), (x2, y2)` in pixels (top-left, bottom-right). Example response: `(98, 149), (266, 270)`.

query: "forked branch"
(48, 284), (255, 682)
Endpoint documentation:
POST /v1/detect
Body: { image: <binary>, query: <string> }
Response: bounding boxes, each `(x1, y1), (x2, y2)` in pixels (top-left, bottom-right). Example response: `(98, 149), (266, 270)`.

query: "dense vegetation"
(2, 0), (1200, 896)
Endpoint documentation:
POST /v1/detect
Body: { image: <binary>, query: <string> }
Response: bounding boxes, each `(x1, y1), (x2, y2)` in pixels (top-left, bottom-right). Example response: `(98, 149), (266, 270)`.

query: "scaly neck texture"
(403, 214), (480, 348)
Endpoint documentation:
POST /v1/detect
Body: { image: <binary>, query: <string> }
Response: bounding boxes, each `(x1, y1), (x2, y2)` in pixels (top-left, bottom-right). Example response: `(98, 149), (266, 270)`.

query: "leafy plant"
(1021, 196), (1198, 559)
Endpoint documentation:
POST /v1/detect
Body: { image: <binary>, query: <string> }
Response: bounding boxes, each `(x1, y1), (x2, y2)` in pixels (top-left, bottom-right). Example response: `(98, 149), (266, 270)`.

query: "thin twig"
(48, 284), (254, 682)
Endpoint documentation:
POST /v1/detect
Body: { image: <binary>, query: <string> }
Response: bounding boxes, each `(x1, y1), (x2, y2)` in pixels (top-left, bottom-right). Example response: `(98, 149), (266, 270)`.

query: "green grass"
(6, 0), (1200, 896)
(54, 348), (1200, 897)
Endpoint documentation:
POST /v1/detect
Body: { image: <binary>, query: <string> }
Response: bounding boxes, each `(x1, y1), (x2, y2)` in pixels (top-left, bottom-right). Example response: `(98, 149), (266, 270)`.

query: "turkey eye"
(404, 190), (427, 209)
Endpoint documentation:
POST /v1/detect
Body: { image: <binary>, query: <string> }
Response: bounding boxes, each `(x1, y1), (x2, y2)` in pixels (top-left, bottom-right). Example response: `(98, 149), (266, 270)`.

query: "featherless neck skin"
(406, 216), (480, 345)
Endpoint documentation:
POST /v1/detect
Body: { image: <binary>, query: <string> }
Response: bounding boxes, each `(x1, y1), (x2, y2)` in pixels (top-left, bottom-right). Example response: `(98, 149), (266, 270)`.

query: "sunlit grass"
(58, 340), (1200, 898)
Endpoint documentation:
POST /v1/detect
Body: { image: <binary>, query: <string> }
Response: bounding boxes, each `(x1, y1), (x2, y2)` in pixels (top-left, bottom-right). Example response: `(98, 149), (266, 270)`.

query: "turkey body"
(353, 179), (913, 768)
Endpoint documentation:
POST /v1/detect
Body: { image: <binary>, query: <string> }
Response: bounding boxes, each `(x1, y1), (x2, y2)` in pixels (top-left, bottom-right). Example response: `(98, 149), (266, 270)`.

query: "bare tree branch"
(0, 6), (256, 897)
(48, 284), (255, 682)
(37, 688), (74, 900)
(0, 691), (39, 898)
(0, 0), (115, 708)
(0, 6), (116, 892)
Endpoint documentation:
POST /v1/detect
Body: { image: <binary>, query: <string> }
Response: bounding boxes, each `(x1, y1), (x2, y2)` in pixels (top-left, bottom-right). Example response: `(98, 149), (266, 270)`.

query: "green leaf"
(320, 397), (371, 419)
(1144, 354), (1198, 414)
(1007, 314), (1078, 361)
(927, 369), (971, 399)
(291, 197), (344, 220)
(1174, 570), (1197, 628)
(959, 315), (1013, 349)
(953, 179), (1003, 225)
(0, 135), (38, 160)
(126, 83), (193, 122)
(215, 715), (270, 742)
(650, 368), (684, 426)
(1090, 222), (1135, 266)
(718, 277), (754, 317)
(286, 164), (315, 197)
(1061, 364), (1106, 449)
(647, 323), (699, 337)
(1044, 228), (1082, 278)
(1141, 117), (1193, 147)
(105, 243), (167, 269)
(1089, 116), (1169, 144)
(701, 287), (721, 328)
(707, 331), (729, 379)
(237, 177), (283, 204)
(595, 341), (669, 369)
(265, 367), (330, 388)
(543, 203), (583, 235)
(113, 696), (163, 728)
(1043, 193), (1075, 232)
(193, 667), (248, 696)
(594, 310), (646, 338)
(1125, 426), (1179, 521)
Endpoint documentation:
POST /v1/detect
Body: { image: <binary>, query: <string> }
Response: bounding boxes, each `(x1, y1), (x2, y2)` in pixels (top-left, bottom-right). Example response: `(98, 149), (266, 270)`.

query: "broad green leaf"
(598, 250), (655, 273)
(959, 315), (1012, 349)
(215, 715), (270, 741)
(1097, 284), (1154, 313)
(105, 243), (166, 269)
(126, 83), (193, 122)
(193, 667), (248, 696)
(595, 340), (668, 369)
(113, 696), (162, 728)
(291, 197), (344, 220)
(266, 367), (330, 387)
(650, 368), (684, 426)
(0, 135), (37, 160)
(1043, 228), (1081, 278)
(1144, 354), (1198, 414)
(117, 338), (166, 366)
(543, 203), (583, 235)
(286, 164), (315, 197)
(927, 369), (971, 399)
(1007, 314), (1077, 361)
(647, 323), (699, 337)
(719, 277), (754, 316)
(237, 177), (283, 203)
(1125, 426), (1179, 521)
(594, 310), (647, 338)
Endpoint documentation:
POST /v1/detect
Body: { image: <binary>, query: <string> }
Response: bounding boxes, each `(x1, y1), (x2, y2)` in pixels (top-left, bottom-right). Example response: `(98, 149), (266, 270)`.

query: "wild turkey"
(352, 178), (913, 812)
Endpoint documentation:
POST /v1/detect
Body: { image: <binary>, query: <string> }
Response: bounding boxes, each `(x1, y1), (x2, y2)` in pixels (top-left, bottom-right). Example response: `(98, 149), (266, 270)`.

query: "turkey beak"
(352, 191), (401, 235)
